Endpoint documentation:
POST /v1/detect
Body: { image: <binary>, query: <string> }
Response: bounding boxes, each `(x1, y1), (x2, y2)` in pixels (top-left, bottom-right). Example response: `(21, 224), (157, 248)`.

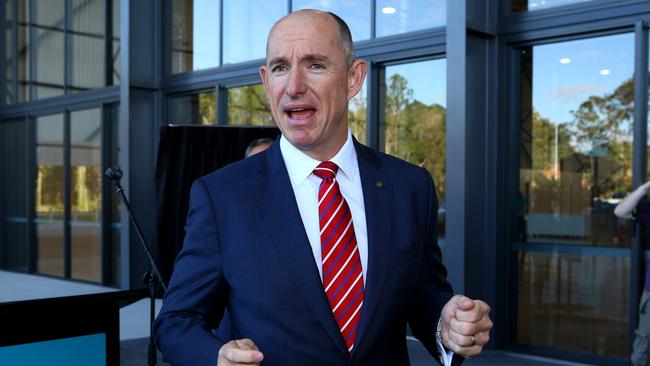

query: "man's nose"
(285, 68), (307, 97)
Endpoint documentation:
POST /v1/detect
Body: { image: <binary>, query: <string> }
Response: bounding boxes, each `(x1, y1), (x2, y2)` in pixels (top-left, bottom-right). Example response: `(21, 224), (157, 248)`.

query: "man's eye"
(272, 65), (287, 72)
(310, 63), (324, 70)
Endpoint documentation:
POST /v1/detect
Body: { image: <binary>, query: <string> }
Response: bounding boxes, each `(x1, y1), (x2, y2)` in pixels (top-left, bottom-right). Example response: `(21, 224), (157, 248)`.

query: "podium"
(0, 289), (147, 366)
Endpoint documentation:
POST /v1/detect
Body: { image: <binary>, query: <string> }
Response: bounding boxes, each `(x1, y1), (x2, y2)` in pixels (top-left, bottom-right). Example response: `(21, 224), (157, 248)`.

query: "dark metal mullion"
(28, 0), (34, 100)
(219, 0), (223, 67)
(367, 64), (382, 150)
(27, 115), (37, 273)
(0, 1), (6, 105)
(11, 0), (18, 104)
(370, 0), (376, 39)
(217, 84), (228, 125)
(507, 46), (524, 349)
(101, 103), (112, 285)
(64, 0), (70, 94)
(64, 110), (71, 278)
(105, 0), (113, 86)
(631, 19), (649, 353)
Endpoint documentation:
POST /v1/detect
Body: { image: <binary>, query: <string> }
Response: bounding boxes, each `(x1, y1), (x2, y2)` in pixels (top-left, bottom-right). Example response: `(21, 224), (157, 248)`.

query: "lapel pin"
(376, 181), (383, 189)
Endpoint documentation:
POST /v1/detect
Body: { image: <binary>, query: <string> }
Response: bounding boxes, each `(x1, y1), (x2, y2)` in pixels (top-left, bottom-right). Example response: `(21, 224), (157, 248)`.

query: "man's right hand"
(217, 339), (264, 365)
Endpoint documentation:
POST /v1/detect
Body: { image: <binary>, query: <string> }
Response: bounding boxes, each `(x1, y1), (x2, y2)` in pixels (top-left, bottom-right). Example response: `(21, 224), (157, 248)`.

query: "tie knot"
(313, 161), (339, 180)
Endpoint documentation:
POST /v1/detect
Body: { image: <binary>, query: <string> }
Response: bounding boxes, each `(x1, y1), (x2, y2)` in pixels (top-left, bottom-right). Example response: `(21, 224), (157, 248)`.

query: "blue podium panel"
(0, 334), (105, 366)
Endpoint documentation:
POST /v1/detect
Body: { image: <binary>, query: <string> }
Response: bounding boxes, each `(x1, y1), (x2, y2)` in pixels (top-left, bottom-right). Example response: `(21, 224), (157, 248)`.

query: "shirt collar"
(280, 129), (359, 187)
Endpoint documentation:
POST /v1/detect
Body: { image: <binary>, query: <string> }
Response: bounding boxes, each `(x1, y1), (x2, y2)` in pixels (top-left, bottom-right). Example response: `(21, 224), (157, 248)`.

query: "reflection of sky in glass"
(385, 58), (446, 107)
(192, 0), (220, 70)
(513, 0), (593, 12)
(376, 0), (446, 37)
(223, 0), (286, 64)
(533, 33), (633, 125)
(292, 0), (370, 42)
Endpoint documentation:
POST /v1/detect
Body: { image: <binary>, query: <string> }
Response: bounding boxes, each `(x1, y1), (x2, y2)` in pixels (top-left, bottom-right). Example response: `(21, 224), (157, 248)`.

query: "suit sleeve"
(408, 168), (457, 365)
(153, 178), (228, 366)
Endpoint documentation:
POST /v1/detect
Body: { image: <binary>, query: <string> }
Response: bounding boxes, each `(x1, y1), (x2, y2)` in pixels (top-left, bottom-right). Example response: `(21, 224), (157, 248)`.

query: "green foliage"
(384, 74), (446, 197)
(227, 85), (274, 126)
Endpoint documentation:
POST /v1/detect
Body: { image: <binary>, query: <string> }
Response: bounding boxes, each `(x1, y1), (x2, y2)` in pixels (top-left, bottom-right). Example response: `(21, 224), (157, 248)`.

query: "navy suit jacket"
(154, 139), (456, 365)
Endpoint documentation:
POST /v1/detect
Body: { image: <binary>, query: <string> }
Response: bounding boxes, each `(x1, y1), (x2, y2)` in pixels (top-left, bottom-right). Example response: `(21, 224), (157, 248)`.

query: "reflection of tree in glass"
(349, 92), (366, 144)
(227, 85), (274, 126)
(569, 77), (633, 198)
(198, 92), (216, 125)
(71, 165), (101, 221)
(37, 165), (64, 212)
(384, 73), (446, 197)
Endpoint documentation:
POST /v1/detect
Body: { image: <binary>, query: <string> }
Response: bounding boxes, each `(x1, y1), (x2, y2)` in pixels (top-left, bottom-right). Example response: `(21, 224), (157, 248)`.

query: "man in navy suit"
(154, 9), (492, 366)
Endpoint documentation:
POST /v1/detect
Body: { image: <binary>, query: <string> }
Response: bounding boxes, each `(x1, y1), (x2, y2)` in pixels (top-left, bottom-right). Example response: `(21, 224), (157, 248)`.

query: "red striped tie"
(313, 161), (364, 353)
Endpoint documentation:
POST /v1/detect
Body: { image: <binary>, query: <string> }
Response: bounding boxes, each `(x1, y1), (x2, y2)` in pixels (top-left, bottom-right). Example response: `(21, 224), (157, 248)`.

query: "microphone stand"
(105, 167), (167, 366)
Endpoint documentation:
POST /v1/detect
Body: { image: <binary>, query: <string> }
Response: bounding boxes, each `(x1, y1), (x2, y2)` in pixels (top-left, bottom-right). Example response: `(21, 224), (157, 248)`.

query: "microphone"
(104, 167), (123, 181)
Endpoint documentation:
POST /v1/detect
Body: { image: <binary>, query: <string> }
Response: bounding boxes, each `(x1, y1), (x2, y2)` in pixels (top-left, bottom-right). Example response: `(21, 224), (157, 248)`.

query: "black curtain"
(155, 125), (279, 283)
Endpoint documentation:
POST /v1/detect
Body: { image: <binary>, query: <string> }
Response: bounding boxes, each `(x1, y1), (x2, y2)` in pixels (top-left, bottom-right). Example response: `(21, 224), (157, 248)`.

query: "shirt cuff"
(435, 337), (454, 366)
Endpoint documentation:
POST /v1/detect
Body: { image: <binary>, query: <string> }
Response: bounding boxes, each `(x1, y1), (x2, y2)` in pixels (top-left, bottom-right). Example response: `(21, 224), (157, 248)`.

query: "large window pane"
(70, 108), (102, 282)
(1, 118), (28, 270)
(376, 0), (446, 37)
(512, 0), (594, 12)
(517, 250), (629, 356)
(223, 0), (285, 65)
(111, 0), (119, 85)
(36, 114), (64, 277)
(171, 0), (220, 74)
(227, 84), (273, 126)
(517, 33), (633, 357)
(349, 80), (367, 145)
(382, 59), (446, 237)
(292, 0), (370, 42)
(69, 0), (106, 92)
(168, 90), (216, 125)
(33, 0), (65, 99)
(4, 0), (115, 104)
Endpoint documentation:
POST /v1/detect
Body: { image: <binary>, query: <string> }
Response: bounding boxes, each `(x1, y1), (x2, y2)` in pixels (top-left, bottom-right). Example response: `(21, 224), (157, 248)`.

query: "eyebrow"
(267, 53), (332, 67)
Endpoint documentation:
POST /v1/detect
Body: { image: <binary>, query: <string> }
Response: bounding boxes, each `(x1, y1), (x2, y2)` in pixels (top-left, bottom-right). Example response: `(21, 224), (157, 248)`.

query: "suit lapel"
(352, 141), (392, 353)
(252, 142), (348, 356)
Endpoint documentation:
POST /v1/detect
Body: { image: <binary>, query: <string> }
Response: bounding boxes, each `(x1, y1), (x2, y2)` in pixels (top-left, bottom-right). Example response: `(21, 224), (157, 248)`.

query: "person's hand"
(217, 339), (264, 366)
(440, 295), (492, 358)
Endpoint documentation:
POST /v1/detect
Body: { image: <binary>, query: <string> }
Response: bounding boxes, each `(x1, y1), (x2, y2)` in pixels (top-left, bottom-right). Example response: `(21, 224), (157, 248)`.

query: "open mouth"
(285, 107), (316, 120)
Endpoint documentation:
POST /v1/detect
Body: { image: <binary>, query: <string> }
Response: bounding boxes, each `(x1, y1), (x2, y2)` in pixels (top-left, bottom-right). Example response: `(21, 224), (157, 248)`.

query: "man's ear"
(260, 65), (269, 92)
(347, 59), (367, 100)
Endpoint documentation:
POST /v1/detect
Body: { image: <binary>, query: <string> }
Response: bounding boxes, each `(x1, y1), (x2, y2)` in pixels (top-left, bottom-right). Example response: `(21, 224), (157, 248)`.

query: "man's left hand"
(440, 294), (493, 358)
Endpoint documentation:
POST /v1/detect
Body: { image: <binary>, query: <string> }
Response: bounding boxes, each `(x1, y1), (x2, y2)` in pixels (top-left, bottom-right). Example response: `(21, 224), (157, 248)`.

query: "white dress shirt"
(279, 130), (453, 365)
(280, 130), (368, 282)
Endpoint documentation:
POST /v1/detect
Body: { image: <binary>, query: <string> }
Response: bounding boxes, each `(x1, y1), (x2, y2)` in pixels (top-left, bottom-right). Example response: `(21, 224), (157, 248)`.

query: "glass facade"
(3, 0), (118, 104)
(222, 0), (285, 65)
(292, 0), (370, 42)
(382, 59), (447, 237)
(227, 84), (273, 126)
(168, 90), (216, 125)
(1, 118), (28, 271)
(376, 0), (446, 37)
(517, 33), (634, 357)
(70, 108), (102, 282)
(35, 114), (65, 277)
(349, 81), (367, 145)
(170, 0), (220, 74)
(512, 0), (595, 12)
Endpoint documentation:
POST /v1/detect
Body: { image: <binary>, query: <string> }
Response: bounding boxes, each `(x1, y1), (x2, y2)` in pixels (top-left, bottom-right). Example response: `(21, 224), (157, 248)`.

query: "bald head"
(266, 10), (355, 69)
